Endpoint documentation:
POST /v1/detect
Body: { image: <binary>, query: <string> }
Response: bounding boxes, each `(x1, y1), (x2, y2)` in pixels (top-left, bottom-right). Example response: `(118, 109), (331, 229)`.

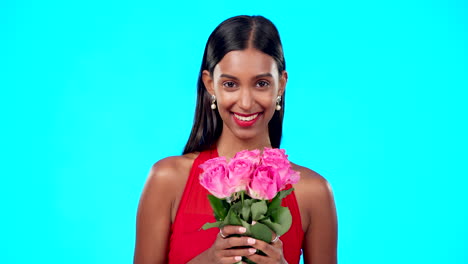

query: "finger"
(270, 231), (277, 242)
(222, 236), (257, 249)
(218, 229), (228, 239)
(221, 225), (247, 236)
(221, 247), (257, 257)
(221, 255), (243, 264)
(250, 238), (282, 257)
(270, 235), (282, 247)
(245, 253), (269, 263)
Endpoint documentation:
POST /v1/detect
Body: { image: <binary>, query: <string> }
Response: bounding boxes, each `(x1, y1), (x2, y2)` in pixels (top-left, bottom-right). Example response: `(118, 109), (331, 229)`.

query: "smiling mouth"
(233, 113), (260, 121)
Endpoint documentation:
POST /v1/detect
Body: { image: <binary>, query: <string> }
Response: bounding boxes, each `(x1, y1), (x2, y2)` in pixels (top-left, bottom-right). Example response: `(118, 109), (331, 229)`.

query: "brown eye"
(223, 81), (237, 88)
(256, 80), (270, 88)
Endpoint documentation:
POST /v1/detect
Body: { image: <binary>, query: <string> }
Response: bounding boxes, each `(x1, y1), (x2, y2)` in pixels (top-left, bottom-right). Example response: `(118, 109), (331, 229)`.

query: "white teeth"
(234, 113), (259, 121)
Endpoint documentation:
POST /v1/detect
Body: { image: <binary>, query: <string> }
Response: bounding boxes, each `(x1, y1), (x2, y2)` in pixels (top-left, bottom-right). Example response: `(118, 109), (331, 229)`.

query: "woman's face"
(203, 48), (287, 142)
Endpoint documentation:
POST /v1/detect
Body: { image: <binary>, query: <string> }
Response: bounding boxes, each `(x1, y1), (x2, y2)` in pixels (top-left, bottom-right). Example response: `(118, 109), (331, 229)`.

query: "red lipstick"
(232, 112), (261, 127)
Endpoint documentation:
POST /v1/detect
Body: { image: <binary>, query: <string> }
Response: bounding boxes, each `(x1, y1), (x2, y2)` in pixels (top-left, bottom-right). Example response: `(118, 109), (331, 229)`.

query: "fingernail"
(234, 256), (242, 261)
(247, 238), (256, 244)
(239, 227), (246, 233)
(248, 248), (256, 254)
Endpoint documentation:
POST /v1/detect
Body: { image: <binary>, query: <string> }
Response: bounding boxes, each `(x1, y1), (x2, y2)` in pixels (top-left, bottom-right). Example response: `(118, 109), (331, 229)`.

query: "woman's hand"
(188, 225), (257, 264)
(243, 236), (288, 264)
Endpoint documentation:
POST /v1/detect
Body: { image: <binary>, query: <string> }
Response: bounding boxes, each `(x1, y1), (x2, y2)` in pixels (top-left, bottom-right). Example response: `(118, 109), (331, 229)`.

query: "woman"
(134, 15), (337, 264)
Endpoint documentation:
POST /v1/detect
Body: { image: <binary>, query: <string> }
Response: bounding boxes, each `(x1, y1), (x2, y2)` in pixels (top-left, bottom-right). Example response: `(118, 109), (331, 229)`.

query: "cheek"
(216, 93), (237, 108)
(256, 94), (276, 109)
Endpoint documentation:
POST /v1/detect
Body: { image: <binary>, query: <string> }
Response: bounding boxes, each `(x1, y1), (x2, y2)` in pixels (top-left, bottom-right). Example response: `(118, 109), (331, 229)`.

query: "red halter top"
(168, 148), (304, 263)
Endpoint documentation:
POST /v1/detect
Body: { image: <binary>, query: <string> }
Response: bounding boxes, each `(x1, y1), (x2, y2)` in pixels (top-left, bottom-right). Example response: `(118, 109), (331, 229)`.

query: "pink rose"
(247, 165), (280, 200)
(227, 157), (255, 192)
(233, 149), (261, 166)
(285, 168), (300, 186)
(261, 148), (300, 190)
(199, 157), (232, 198)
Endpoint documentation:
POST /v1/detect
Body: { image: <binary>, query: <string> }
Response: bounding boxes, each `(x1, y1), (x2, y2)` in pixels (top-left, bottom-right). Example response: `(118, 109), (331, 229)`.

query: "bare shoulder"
(147, 152), (198, 186)
(291, 163), (334, 202)
(139, 152), (199, 217)
(290, 163), (338, 263)
(290, 163), (337, 231)
(290, 163), (338, 262)
(134, 153), (199, 264)
(144, 153), (199, 220)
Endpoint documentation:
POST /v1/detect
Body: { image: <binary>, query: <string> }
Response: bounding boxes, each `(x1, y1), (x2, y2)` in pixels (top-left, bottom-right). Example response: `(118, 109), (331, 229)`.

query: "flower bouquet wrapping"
(199, 148), (300, 263)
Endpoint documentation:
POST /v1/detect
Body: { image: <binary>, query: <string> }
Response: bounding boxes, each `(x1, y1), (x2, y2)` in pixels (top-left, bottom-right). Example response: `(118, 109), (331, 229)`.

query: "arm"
(133, 159), (177, 264)
(301, 172), (338, 264)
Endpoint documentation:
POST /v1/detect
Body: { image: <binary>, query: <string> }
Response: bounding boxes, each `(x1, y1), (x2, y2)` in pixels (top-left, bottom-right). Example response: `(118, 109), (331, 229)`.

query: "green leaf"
(231, 200), (243, 213)
(241, 199), (254, 221)
(268, 188), (294, 213)
(250, 222), (273, 243)
(261, 206), (292, 236)
(202, 221), (222, 230)
(224, 206), (242, 226)
(260, 219), (280, 234)
(271, 206), (292, 225)
(251, 200), (268, 221)
(278, 188), (294, 200)
(239, 219), (253, 237)
(207, 195), (229, 221)
(268, 196), (281, 211)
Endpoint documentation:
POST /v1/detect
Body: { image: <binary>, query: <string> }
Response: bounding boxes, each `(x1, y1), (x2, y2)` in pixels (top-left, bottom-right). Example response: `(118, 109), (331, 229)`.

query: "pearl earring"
(211, 94), (217, 110)
(276, 96), (282, 111)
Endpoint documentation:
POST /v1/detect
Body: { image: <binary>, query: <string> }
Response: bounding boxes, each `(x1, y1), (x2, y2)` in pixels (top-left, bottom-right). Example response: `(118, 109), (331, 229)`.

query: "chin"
(234, 131), (259, 140)
(229, 126), (269, 141)
(220, 110), (272, 140)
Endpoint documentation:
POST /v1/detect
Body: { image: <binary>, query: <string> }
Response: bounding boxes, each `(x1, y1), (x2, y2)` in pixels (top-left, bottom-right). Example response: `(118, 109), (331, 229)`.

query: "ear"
(278, 70), (288, 96)
(202, 70), (215, 95)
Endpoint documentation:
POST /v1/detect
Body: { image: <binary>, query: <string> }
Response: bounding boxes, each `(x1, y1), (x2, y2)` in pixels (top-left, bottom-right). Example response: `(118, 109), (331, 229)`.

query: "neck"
(215, 125), (272, 159)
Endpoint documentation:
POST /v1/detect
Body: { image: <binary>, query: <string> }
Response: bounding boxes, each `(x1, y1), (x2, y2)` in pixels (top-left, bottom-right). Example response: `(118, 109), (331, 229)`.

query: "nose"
(238, 87), (254, 111)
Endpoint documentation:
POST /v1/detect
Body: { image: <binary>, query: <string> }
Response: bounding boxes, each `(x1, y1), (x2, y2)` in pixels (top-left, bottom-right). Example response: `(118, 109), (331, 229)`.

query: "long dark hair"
(183, 15), (286, 154)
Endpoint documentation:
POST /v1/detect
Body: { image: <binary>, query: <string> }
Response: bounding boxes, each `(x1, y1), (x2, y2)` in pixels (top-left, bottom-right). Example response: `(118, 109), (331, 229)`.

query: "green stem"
(241, 191), (244, 206)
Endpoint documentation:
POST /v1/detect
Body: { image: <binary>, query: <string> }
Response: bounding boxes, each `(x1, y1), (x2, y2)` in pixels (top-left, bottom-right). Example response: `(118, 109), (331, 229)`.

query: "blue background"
(1, 0), (467, 263)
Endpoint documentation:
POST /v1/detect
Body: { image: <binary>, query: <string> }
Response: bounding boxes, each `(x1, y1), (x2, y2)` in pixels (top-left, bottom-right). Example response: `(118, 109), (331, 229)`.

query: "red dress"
(168, 148), (304, 263)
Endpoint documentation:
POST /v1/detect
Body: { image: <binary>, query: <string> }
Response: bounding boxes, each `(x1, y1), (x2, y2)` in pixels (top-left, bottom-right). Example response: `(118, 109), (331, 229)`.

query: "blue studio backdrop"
(1, 0), (467, 263)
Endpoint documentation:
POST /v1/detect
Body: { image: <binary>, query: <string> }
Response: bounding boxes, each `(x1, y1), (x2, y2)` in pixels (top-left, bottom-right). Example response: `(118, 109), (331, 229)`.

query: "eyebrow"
(219, 73), (273, 80)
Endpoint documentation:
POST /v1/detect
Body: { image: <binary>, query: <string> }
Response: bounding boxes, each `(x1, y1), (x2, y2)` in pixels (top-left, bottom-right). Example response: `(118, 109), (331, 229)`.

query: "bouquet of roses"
(199, 148), (300, 262)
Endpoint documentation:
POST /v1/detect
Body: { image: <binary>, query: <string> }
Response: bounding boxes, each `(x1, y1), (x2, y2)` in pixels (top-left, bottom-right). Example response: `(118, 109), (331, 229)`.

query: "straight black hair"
(183, 15), (286, 154)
